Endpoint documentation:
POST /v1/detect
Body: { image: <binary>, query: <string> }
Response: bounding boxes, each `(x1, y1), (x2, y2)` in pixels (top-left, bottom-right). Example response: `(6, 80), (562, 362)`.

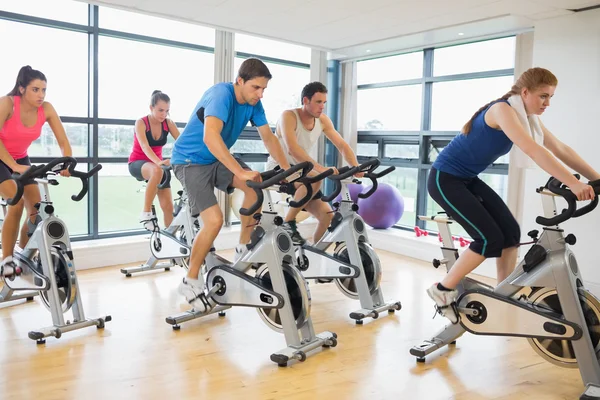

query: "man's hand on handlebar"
(572, 181), (596, 201)
(317, 165), (338, 175)
(239, 170), (262, 183)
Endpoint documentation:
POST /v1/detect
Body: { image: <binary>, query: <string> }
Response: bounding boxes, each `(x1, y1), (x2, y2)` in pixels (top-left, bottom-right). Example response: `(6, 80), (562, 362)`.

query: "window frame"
(355, 42), (513, 231)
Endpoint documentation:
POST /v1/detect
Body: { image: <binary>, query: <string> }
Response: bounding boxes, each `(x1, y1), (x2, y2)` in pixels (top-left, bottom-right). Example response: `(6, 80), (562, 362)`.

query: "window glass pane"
(1, 0), (88, 24)
(375, 167), (418, 227)
(47, 165), (90, 236)
(0, 20), (88, 117)
(98, 163), (184, 233)
(357, 51), (423, 85)
(99, 7), (215, 47)
(98, 124), (135, 158)
(384, 144), (419, 159)
(357, 85), (422, 131)
(357, 142), (378, 157)
(235, 34), (310, 64)
(99, 36), (214, 121)
(431, 76), (514, 131)
(29, 123), (88, 158)
(99, 164), (139, 232)
(233, 58), (310, 126)
(231, 139), (267, 154)
(433, 37), (516, 76)
(428, 139), (451, 163)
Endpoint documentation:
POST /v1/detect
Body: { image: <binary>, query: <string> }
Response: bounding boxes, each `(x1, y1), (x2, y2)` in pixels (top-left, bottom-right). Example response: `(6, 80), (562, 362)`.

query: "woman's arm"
(487, 102), (595, 200)
(541, 120), (600, 181)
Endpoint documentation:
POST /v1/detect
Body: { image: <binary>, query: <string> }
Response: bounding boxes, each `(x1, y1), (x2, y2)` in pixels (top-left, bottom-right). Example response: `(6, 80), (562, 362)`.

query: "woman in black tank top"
(128, 90), (180, 230)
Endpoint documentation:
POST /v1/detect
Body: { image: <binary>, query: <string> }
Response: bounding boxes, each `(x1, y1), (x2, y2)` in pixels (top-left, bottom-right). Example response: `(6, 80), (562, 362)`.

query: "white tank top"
(266, 109), (322, 169)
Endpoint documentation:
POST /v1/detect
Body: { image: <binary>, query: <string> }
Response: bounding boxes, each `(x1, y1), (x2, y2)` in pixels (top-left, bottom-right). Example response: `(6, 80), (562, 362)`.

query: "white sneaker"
(177, 277), (215, 312)
(427, 283), (459, 324)
(1, 256), (21, 278)
(140, 211), (159, 231)
(234, 244), (248, 263)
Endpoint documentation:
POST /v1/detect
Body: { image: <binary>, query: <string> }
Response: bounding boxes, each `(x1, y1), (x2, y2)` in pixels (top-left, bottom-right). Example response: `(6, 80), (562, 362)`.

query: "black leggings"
(428, 168), (520, 258)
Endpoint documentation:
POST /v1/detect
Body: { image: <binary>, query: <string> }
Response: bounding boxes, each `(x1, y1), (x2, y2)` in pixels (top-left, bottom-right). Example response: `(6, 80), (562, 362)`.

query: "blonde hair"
(461, 67), (558, 134)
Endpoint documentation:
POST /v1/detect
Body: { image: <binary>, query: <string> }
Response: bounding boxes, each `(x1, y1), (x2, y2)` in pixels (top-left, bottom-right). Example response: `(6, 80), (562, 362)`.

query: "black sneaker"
(282, 222), (306, 245)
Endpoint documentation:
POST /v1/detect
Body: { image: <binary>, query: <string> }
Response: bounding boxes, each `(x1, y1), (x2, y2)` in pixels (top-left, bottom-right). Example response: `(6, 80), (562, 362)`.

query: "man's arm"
(321, 114), (359, 168)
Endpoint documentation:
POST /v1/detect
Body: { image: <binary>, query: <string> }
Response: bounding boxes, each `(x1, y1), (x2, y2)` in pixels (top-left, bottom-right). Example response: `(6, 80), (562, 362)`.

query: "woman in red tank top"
(0, 66), (73, 278)
(128, 91), (180, 230)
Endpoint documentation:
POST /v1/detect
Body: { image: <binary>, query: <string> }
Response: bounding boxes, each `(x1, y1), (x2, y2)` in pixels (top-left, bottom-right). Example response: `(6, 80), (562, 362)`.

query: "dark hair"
(150, 90), (170, 107)
(236, 58), (272, 83)
(7, 66), (47, 96)
(462, 67), (558, 134)
(301, 82), (327, 102)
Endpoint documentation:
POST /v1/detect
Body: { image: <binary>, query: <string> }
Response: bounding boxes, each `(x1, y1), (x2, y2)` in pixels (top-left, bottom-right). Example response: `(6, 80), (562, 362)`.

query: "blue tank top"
(432, 100), (512, 178)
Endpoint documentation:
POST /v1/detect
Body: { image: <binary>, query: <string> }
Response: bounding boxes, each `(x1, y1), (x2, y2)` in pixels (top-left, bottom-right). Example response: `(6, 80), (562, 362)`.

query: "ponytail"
(7, 66), (47, 96)
(461, 92), (512, 134)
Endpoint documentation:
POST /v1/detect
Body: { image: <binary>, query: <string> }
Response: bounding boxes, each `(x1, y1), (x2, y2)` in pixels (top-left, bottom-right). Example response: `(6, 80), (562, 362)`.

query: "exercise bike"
(166, 162), (338, 366)
(121, 166), (199, 277)
(410, 175), (600, 399)
(1, 157), (111, 343)
(294, 159), (402, 324)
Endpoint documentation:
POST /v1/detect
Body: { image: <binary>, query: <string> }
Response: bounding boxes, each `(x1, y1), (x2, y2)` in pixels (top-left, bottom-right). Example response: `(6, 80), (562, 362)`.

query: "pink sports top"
(0, 96), (46, 159)
(128, 115), (169, 163)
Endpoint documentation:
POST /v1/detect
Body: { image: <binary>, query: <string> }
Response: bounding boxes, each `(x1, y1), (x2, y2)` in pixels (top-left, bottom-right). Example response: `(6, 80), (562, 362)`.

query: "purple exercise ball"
(357, 183), (404, 229)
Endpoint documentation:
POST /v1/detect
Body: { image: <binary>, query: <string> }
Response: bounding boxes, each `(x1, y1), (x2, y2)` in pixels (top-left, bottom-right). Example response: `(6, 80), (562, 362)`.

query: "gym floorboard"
(0, 249), (585, 399)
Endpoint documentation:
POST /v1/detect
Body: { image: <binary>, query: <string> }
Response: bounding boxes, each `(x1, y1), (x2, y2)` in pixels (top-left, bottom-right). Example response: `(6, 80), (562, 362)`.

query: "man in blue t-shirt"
(172, 58), (291, 311)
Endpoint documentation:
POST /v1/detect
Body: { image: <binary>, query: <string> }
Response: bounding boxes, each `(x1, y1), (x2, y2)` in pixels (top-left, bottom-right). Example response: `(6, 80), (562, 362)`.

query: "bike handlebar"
(6, 157), (102, 206)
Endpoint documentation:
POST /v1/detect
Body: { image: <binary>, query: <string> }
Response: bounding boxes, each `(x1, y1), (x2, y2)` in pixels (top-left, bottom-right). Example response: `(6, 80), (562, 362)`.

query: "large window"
(357, 85), (422, 131)
(99, 37), (214, 122)
(0, 0), (88, 24)
(356, 37), (514, 233)
(0, 2), (217, 239)
(0, 20), (88, 117)
(99, 7), (215, 47)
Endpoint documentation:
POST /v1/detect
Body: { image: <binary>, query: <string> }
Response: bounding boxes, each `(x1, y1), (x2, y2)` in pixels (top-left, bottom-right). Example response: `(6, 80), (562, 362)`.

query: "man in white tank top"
(267, 82), (362, 244)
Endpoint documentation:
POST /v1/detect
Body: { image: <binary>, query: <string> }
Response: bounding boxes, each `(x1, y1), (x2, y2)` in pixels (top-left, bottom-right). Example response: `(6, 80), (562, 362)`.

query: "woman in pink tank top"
(128, 90), (180, 230)
(0, 66), (73, 277)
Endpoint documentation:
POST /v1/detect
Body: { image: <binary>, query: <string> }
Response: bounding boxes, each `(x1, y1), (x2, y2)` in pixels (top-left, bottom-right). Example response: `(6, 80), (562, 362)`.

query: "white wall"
(521, 8), (600, 293)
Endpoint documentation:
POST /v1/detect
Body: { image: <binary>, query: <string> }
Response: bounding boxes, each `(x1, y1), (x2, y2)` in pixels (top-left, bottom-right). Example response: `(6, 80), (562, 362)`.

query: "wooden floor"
(0, 249), (589, 400)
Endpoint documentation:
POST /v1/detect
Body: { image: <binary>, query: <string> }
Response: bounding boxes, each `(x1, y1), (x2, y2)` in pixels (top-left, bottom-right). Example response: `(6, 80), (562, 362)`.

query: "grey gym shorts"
(172, 157), (249, 215)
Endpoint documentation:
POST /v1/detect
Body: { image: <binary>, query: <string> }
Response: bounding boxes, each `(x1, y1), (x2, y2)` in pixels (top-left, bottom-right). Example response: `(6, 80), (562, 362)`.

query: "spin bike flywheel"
(255, 262), (311, 332)
(332, 242), (381, 299)
(527, 287), (600, 368)
(32, 247), (76, 313)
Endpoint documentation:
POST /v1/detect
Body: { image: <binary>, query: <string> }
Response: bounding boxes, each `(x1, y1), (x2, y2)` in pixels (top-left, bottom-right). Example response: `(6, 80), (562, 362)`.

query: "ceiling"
(82, 0), (600, 59)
